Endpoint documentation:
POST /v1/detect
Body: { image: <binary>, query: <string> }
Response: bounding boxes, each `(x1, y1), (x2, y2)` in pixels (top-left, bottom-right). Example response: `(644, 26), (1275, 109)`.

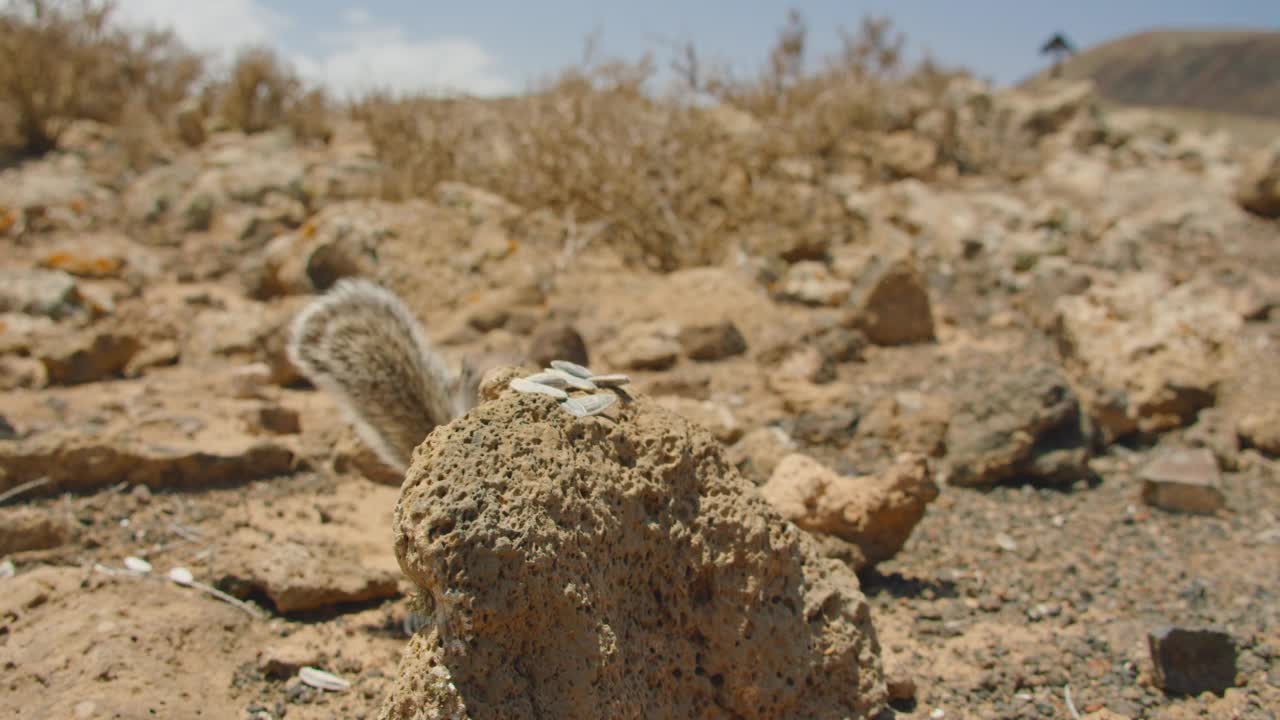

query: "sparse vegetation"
(0, 0), (202, 155)
(354, 13), (966, 270)
(213, 45), (331, 143)
(0, 0), (329, 163)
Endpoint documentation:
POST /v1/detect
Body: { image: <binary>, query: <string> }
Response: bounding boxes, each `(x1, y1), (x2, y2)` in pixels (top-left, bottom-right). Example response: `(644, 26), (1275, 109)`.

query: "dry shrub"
(703, 13), (904, 155)
(214, 46), (331, 143)
(0, 0), (201, 154)
(357, 58), (755, 270)
(356, 12), (940, 271)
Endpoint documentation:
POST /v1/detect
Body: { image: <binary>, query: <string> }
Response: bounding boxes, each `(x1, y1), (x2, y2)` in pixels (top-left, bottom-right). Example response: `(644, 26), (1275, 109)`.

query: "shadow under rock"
(857, 568), (958, 601)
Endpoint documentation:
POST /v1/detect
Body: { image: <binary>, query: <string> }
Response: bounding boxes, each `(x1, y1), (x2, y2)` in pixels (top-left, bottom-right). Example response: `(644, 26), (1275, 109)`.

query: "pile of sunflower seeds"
(508, 360), (630, 417)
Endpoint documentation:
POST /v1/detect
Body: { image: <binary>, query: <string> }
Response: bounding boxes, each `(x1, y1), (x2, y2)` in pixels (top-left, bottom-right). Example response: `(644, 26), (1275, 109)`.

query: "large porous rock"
(946, 364), (1095, 487)
(760, 453), (939, 569)
(380, 392), (886, 720)
(1054, 274), (1241, 442)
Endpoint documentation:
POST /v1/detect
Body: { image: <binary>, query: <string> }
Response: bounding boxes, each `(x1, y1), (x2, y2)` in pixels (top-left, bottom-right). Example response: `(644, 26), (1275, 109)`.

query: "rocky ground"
(1, 78), (1278, 719)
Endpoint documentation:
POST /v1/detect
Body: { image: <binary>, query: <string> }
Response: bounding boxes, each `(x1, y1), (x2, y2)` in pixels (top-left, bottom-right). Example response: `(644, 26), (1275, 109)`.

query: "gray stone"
(0, 269), (82, 319)
(848, 257), (935, 346)
(677, 320), (747, 362)
(946, 364), (1093, 488)
(527, 323), (589, 369)
(1139, 447), (1225, 515)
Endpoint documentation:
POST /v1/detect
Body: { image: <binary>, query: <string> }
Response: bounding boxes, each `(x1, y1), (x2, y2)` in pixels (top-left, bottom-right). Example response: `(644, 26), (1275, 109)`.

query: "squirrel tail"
(287, 279), (468, 473)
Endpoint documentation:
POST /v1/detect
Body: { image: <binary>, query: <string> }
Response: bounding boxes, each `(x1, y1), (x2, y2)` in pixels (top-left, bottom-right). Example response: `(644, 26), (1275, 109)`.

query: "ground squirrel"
(286, 279), (477, 473)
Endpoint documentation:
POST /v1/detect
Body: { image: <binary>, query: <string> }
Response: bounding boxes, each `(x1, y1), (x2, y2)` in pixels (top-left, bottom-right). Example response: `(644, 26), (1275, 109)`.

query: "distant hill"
(1023, 29), (1280, 120)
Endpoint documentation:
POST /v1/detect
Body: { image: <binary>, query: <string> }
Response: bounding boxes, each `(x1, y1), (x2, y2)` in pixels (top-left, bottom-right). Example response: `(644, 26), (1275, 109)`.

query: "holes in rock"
(428, 517), (455, 540)
(690, 573), (712, 606)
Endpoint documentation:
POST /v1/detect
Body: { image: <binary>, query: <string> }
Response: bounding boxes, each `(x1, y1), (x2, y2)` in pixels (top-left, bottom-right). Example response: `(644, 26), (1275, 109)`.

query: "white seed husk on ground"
(300, 666), (351, 692)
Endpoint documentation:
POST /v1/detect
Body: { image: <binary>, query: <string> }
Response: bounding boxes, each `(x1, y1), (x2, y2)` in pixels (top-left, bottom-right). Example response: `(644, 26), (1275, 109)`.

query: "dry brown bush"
(0, 0), (201, 154)
(355, 12), (951, 271)
(213, 46), (332, 144)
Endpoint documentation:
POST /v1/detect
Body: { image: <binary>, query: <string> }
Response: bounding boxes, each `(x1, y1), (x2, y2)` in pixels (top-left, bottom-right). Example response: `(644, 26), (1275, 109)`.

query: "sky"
(111, 1), (1280, 99)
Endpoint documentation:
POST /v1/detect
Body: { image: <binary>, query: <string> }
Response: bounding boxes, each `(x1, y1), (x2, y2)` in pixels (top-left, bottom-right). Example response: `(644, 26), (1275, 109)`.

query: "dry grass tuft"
(0, 0), (333, 161)
(354, 13), (976, 271)
(0, 0), (202, 155)
(212, 45), (332, 143)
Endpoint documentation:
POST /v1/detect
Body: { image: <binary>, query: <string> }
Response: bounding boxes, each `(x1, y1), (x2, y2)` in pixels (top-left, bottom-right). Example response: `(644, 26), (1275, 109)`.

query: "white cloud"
(299, 12), (514, 99)
(112, 0), (286, 57)
(297, 38), (514, 99)
(114, 0), (514, 99)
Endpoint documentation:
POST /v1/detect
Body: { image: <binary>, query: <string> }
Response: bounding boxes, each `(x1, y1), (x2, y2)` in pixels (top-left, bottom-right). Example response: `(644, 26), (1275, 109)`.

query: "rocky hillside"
(2, 10), (1280, 718)
(1025, 29), (1280, 119)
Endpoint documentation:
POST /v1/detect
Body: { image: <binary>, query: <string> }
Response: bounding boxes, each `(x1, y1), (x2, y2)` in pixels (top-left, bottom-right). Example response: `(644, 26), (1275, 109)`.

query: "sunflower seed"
(167, 567), (195, 585)
(299, 666), (351, 692)
(550, 359), (594, 379)
(544, 368), (597, 390)
(561, 392), (617, 417)
(588, 373), (631, 387)
(509, 377), (569, 400)
(523, 371), (570, 388)
(123, 556), (152, 574)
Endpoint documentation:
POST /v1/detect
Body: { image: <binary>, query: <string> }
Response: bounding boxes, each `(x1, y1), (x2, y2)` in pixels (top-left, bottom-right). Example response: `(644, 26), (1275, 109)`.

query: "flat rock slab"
(219, 537), (400, 614)
(0, 507), (73, 555)
(1139, 447), (1225, 515)
(0, 370), (300, 495)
